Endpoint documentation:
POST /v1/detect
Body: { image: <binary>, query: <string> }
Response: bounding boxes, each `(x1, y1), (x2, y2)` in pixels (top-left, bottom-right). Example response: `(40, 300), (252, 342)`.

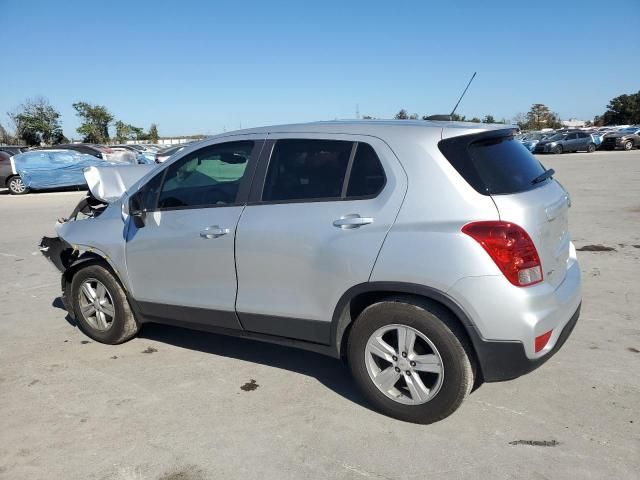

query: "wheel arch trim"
(330, 281), (482, 357)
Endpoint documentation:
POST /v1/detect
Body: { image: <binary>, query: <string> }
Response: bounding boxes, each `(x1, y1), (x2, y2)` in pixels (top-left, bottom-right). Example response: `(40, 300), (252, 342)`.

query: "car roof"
(207, 119), (511, 138)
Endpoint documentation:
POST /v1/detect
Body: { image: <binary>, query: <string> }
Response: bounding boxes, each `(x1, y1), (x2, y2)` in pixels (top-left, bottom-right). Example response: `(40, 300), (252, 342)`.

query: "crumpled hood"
(84, 164), (156, 203)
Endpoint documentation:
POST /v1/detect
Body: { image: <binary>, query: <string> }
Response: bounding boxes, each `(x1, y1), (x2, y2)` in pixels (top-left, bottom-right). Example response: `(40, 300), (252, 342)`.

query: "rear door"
(234, 134), (407, 343)
(576, 132), (590, 150)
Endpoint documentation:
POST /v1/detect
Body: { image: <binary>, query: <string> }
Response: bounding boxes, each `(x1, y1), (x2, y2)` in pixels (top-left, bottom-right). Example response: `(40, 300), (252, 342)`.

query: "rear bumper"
(469, 303), (580, 382)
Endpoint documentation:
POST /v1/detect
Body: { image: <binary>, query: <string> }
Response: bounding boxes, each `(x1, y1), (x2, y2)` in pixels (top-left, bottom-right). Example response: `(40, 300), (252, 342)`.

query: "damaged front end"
(39, 164), (151, 316)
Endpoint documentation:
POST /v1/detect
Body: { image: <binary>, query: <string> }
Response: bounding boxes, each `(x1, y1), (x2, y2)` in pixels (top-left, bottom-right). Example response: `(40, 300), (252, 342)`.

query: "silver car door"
(124, 136), (264, 329)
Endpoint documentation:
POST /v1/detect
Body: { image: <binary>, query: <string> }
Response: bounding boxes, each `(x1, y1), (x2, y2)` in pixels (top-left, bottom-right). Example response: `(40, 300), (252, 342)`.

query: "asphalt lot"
(0, 150), (638, 480)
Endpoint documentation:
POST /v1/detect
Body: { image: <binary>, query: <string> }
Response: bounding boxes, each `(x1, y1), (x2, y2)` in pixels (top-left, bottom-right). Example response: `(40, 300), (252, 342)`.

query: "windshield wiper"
(531, 168), (555, 185)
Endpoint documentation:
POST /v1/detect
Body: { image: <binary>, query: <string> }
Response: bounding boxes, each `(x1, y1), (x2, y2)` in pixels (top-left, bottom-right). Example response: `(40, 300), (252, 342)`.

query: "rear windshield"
(439, 132), (547, 195)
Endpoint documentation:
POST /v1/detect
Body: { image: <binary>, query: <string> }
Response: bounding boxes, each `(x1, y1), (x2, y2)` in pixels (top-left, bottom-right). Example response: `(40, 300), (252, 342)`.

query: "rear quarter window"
(439, 132), (547, 195)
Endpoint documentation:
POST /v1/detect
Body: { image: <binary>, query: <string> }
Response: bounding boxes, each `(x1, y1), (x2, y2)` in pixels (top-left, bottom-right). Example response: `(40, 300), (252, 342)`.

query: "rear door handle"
(333, 214), (374, 229)
(200, 225), (230, 239)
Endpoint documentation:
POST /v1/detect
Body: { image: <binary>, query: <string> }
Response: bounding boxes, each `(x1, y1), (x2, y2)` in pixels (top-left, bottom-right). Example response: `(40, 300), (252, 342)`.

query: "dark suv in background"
(601, 128), (640, 150)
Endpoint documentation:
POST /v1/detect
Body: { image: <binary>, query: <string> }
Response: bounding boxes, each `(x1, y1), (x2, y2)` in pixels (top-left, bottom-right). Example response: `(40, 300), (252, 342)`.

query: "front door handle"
(200, 225), (230, 239)
(333, 214), (374, 229)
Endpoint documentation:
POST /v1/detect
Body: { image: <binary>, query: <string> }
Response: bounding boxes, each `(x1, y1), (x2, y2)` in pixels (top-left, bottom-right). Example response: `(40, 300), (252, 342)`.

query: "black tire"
(552, 145), (563, 154)
(7, 176), (29, 195)
(347, 297), (475, 424)
(624, 140), (633, 151)
(587, 143), (596, 153)
(70, 264), (139, 344)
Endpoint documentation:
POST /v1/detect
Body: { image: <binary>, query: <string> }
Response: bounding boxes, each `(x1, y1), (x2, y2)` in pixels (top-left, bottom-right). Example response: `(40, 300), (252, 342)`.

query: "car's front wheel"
(587, 143), (596, 153)
(70, 264), (139, 344)
(7, 176), (29, 195)
(624, 140), (633, 150)
(348, 298), (475, 424)
(552, 145), (563, 154)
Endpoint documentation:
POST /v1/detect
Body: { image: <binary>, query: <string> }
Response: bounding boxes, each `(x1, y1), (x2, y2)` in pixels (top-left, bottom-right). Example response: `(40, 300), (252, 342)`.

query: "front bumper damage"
(39, 236), (79, 315)
(39, 236), (76, 273)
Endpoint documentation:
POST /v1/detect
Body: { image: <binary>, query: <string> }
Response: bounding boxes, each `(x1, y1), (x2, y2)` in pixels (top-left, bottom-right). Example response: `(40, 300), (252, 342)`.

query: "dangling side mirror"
(129, 193), (146, 228)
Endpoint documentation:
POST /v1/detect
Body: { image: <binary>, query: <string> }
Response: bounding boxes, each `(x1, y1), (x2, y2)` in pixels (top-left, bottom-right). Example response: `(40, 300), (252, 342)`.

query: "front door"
(125, 137), (263, 329)
(235, 135), (407, 343)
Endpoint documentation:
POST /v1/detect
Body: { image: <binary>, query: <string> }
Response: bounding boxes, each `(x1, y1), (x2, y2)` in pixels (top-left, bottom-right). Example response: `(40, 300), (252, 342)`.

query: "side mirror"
(129, 194), (146, 228)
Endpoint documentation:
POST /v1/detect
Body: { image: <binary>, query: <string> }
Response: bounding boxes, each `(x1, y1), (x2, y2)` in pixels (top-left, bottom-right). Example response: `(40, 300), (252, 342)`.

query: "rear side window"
(262, 139), (353, 201)
(439, 133), (546, 195)
(346, 143), (386, 197)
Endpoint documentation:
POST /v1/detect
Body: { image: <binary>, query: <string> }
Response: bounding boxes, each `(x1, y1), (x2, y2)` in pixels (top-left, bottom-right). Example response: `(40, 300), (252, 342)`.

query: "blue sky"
(1, 0), (638, 138)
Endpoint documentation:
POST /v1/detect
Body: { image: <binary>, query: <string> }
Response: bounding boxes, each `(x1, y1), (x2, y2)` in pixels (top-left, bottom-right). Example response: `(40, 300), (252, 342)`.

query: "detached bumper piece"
(39, 236), (76, 273)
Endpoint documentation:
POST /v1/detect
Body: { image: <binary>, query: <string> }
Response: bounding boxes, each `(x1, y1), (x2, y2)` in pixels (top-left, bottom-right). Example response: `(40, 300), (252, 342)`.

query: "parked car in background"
(41, 120), (581, 424)
(8, 149), (137, 195)
(534, 131), (596, 154)
(154, 144), (185, 163)
(45, 144), (142, 164)
(45, 143), (109, 159)
(107, 145), (154, 164)
(0, 150), (29, 194)
(519, 132), (555, 152)
(601, 128), (640, 150)
(0, 146), (28, 156)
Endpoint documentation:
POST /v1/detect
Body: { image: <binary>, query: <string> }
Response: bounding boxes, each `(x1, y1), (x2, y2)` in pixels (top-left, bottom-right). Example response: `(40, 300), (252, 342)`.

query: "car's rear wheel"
(7, 176), (29, 195)
(552, 145), (563, 154)
(587, 143), (596, 153)
(347, 297), (475, 424)
(624, 140), (633, 150)
(70, 264), (139, 344)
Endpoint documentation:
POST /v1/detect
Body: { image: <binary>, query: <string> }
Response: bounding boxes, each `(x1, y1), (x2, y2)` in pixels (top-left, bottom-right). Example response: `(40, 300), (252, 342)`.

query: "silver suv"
(41, 120), (582, 424)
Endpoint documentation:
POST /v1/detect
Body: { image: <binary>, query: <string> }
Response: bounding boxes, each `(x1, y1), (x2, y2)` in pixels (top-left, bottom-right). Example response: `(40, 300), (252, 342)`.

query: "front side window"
(262, 139), (353, 201)
(157, 141), (253, 209)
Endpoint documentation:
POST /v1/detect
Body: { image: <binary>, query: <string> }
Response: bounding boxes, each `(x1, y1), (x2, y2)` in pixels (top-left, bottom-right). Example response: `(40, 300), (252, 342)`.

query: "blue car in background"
(11, 149), (123, 195)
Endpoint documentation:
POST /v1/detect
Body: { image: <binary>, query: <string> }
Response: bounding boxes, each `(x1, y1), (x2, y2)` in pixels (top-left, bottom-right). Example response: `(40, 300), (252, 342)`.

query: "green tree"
(482, 115), (496, 124)
(0, 122), (13, 144)
(73, 102), (113, 143)
(394, 109), (409, 120)
(525, 104), (562, 130)
(601, 91), (640, 125)
(8, 97), (64, 146)
(148, 123), (159, 143)
(469, 117), (481, 123)
(114, 121), (144, 143)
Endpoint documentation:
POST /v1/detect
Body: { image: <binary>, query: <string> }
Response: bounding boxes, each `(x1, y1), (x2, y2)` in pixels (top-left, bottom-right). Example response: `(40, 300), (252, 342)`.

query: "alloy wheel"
(78, 278), (116, 331)
(9, 177), (26, 194)
(364, 324), (444, 405)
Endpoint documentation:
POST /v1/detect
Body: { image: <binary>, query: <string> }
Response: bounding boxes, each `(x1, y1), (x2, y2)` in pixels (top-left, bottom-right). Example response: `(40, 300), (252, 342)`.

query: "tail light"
(462, 221), (543, 287)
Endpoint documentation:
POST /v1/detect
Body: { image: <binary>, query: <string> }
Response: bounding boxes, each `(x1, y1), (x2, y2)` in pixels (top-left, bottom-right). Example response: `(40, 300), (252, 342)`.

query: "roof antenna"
(425, 72), (477, 121)
(450, 72), (476, 119)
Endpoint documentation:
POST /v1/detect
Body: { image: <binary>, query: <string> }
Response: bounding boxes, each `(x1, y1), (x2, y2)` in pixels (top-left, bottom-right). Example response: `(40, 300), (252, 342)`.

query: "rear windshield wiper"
(531, 168), (555, 185)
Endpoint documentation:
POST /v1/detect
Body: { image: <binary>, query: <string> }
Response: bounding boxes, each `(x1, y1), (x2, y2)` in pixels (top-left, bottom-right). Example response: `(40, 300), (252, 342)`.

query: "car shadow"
(140, 322), (371, 410)
(52, 296), (371, 411)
